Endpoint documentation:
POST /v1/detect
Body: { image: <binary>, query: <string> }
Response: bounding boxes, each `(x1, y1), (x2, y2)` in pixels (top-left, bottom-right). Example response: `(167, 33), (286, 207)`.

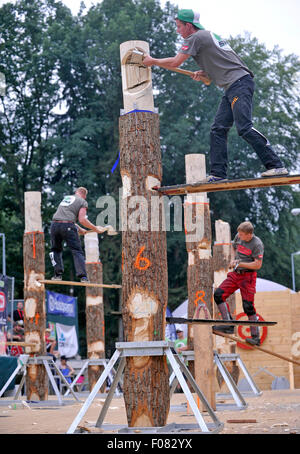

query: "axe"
(127, 48), (212, 85)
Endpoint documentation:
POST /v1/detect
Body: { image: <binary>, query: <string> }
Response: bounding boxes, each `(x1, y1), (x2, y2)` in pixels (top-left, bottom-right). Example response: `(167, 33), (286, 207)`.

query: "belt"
(52, 220), (74, 224)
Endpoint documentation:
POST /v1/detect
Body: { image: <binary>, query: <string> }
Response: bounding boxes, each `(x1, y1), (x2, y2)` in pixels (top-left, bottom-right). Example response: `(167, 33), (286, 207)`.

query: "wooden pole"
(0, 341), (37, 347)
(184, 154), (215, 411)
(84, 232), (105, 391)
(213, 220), (239, 388)
(213, 331), (300, 367)
(120, 40), (169, 427)
(213, 220), (235, 321)
(23, 191), (47, 400)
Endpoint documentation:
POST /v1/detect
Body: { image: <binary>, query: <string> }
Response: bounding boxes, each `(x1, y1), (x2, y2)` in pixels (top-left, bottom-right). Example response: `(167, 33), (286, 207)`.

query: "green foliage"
(0, 0), (300, 355)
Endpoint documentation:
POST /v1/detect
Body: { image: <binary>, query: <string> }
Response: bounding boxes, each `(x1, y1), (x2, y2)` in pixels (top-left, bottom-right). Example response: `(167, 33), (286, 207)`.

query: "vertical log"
(23, 192), (47, 400)
(213, 220), (239, 388)
(84, 232), (105, 391)
(184, 154), (215, 410)
(213, 220), (235, 321)
(120, 41), (169, 428)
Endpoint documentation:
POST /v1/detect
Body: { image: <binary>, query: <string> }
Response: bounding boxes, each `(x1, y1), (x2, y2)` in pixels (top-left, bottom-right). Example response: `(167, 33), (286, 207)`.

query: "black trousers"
(210, 75), (283, 178)
(50, 222), (87, 278)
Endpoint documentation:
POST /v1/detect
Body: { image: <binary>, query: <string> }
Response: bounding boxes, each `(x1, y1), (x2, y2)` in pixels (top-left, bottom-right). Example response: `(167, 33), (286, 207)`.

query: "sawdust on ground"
(1, 389), (300, 435)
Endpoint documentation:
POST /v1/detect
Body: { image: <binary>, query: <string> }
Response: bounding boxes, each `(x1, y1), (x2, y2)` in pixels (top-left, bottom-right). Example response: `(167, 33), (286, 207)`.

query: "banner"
(56, 323), (78, 358)
(0, 275), (8, 328)
(47, 291), (76, 318)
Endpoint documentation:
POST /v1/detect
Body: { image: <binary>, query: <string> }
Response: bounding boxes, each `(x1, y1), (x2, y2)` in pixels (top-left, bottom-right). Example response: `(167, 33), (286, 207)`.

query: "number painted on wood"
(194, 290), (206, 306)
(134, 246), (151, 271)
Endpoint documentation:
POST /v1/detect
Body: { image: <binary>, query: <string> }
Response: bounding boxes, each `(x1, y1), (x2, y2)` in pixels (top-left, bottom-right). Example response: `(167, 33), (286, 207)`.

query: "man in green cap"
(143, 9), (288, 182)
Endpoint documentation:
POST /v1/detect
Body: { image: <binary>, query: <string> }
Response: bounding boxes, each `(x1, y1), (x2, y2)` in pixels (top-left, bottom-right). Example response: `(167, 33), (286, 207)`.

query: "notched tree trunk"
(23, 232), (47, 400)
(120, 111), (169, 427)
(86, 262), (105, 391)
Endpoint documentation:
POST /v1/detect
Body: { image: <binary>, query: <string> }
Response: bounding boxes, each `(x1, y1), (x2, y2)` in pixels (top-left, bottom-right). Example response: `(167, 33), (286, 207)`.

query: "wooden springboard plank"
(39, 279), (121, 289)
(155, 174), (300, 196)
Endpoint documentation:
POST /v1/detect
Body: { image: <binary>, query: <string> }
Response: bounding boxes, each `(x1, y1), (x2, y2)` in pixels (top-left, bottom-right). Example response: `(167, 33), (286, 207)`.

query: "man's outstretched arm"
(143, 52), (211, 85)
(143, 52), (189, 69)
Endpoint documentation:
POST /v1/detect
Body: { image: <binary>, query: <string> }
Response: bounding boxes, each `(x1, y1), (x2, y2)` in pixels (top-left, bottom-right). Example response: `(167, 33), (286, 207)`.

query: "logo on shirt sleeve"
(181, 45), (189, 51)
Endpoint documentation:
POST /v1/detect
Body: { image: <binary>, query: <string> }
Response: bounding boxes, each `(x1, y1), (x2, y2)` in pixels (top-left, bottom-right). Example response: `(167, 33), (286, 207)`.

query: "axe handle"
(171, 67), (194, 77)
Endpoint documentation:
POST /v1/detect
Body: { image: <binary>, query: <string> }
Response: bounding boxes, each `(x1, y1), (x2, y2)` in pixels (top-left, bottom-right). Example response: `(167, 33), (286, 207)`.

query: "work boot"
(51, 274), (62, 281)
(200, 175), (228, 183)
(80, 276), (90, 283)
(212, 324), (234, 334)
(246, 335), (261, 346)
(261, 167), (288, 177)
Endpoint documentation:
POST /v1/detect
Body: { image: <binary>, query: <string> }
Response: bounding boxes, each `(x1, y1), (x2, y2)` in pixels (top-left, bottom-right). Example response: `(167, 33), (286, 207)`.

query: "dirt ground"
(1, 388), (300, 436)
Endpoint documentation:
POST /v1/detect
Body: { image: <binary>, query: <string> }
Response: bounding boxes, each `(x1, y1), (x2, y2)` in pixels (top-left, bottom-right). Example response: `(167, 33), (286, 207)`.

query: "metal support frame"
(0, 355), (81, 404)
(66, 341), (224, 434)
(213, 352), (247, 409)
(0, 355), (29, 398)
(63, 358), (122, 397)
(218, 353), (262, 397)
(170, 350), (259, 411)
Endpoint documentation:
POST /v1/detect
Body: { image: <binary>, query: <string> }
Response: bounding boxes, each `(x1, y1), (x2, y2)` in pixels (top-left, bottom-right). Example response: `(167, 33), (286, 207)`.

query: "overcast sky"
(0, 0), (299, 57)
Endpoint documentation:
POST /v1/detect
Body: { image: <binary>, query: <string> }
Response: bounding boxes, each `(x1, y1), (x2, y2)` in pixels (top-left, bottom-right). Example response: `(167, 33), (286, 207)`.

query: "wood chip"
(227, 419), (257, 424)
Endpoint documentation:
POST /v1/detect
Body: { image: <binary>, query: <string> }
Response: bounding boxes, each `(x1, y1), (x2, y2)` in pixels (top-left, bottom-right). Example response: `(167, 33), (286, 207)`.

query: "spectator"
(59, 355), (75, 384)
(174, 325), (188, 354)
(8, 301), (24, 324)
(45, 328), (58, 361)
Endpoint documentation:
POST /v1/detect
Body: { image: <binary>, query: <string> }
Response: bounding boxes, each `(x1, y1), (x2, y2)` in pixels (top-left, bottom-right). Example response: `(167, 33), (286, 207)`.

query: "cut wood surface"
(155, 174), (300, 195)
(39, 279), (121, 289)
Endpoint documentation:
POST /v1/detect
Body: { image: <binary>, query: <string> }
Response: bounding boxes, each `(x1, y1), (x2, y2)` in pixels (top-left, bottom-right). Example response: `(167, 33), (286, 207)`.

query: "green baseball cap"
(176, 9), (205, 30)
